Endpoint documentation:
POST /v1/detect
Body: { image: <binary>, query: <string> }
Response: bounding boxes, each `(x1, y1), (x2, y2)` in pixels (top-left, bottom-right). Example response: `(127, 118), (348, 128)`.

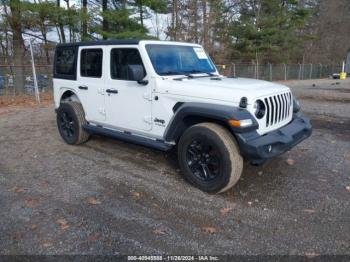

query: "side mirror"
(137, 79), (149, 85)
(128, 64), (146, 82)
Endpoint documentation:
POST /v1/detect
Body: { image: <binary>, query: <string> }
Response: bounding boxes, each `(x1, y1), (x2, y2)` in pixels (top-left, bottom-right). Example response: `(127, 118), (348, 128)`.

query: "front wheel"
(177, 123), (243, 193)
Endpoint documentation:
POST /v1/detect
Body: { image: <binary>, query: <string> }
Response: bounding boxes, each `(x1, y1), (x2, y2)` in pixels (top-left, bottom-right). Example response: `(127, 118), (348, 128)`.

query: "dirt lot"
(0, 79), (349, 255)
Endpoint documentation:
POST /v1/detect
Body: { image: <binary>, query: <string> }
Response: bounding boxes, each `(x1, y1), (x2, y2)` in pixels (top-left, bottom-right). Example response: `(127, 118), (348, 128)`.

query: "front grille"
(264, 92), (292, 127)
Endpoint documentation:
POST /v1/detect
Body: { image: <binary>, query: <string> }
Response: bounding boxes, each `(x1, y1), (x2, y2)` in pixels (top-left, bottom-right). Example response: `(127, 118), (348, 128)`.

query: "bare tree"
(304, 0), (350, 64)
(169, 0), (178, 40)
(56, 0), (66, 43)
(102, 0), (108, 39)
(8, 0), (26, 95)
(82, 0), (88, 40)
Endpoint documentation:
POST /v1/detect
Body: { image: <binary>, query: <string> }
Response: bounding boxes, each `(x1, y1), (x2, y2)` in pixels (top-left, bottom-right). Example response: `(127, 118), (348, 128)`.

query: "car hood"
(158, 76), (291, 104)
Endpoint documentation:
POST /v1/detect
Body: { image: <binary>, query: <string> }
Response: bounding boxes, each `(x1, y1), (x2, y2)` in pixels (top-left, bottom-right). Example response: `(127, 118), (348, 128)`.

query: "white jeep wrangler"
(53, 40), (312, 193)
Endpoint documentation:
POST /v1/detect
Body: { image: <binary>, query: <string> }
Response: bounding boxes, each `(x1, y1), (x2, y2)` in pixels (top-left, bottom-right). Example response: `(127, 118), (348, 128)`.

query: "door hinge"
(144, 115), (152, 124)
(99, 107), (106, 115)
(143, 92), (153, 101)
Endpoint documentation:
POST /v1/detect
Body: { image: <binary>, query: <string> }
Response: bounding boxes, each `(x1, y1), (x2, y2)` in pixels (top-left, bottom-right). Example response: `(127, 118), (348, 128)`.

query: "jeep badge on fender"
(53, 40), (312, 193)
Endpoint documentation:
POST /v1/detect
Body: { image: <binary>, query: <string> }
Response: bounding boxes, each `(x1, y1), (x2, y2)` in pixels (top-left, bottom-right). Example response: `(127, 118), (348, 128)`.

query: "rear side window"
(54, 47), (77, 80)
(80, 49), (103, 78)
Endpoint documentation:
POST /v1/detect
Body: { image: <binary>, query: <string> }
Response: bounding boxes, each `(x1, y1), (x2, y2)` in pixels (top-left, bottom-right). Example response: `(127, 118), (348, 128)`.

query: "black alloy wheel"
(58, 111), (75, 139)
(186, 138), (222, 181)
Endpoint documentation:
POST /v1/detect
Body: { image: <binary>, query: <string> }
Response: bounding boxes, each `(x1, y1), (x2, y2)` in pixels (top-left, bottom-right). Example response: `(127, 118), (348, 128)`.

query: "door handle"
(106, 89), (118, 94)
(78, 85), (88, 90)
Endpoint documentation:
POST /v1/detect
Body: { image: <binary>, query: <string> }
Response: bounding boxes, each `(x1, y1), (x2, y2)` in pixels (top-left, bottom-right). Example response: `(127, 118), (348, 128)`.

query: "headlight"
(293, 97), (300, 113)
(254, 99), (266, 119)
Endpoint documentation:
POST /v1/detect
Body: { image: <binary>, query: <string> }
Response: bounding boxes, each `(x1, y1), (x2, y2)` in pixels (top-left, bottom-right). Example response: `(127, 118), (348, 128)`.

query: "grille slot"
(264, 92), (292, 127)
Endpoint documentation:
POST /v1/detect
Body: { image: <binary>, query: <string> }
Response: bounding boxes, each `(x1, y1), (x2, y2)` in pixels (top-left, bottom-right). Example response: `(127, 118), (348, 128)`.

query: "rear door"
(76, 46), (106, 122)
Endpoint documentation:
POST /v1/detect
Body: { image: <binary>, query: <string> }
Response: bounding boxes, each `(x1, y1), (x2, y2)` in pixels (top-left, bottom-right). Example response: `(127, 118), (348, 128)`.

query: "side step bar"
(83, 124), (173, 151)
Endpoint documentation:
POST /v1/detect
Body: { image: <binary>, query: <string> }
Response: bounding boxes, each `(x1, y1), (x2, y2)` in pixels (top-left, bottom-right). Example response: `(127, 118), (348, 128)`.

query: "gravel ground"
(0, 79), (349, 256)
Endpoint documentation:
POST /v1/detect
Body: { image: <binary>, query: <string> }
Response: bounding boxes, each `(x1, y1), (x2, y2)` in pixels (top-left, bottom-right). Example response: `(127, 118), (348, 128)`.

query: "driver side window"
(110, 48), (146, 81)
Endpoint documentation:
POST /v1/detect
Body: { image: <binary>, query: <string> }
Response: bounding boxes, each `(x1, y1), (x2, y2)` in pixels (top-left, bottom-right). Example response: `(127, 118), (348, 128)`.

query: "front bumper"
(236, 115), (312, 164)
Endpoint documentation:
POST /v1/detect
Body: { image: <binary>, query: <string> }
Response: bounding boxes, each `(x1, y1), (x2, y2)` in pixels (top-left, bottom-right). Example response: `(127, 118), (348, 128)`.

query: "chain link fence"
(0, 40), (54, 100)
(217, 63), (343, 81)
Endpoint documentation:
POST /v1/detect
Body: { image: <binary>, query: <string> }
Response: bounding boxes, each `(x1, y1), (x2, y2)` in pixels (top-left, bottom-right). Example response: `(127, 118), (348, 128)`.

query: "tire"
(177, 122), (243, 193)
(56, 102), (90, 145)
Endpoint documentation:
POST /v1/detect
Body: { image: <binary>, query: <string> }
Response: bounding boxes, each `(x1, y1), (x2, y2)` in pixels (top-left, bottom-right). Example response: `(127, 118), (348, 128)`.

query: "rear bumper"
(236, 115), (312, 164)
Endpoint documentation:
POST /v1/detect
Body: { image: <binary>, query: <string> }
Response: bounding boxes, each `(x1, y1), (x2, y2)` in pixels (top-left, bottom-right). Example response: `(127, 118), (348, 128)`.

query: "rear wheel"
(56, 102), (90, 145)
(178, 123), (243, 193)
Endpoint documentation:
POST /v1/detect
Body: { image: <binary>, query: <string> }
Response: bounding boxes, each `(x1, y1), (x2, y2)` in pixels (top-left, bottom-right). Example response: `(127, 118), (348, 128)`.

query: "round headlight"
(254, 99), (266, 119)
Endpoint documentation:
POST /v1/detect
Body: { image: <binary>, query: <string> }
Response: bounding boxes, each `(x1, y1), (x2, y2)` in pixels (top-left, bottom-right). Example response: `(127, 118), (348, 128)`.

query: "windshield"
(145, 44), (217, 76)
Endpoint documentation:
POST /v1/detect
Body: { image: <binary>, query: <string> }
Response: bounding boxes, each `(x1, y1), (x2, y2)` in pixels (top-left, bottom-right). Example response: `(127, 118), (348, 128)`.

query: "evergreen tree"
(133, 0), (167, 27)
(95, 0), (167, 39)
(99, 7), (149, 39)
(229, 0), (312, 63)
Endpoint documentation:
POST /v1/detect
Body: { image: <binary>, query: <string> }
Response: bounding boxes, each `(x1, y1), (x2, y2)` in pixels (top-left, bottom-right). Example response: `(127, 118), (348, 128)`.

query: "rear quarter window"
(54, 47), (78, 80)
(80, 49), (103, 78)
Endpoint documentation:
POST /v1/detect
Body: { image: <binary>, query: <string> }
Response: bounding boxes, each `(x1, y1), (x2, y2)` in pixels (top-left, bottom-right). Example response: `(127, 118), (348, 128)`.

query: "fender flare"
(164, 102), (258, 142)
(59, 89), (81, 103)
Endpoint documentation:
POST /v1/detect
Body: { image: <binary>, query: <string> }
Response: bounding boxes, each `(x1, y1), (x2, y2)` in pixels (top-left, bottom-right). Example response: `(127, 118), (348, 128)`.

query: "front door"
(105, 47), (152, 132)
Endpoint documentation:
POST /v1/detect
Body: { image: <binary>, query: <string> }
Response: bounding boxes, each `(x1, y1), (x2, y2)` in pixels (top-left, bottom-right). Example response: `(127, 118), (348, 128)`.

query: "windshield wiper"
(183, 70), (218, 77)
(159, 71), (186, 76)
(159, 71), (197, 80)
(160, 70), (218, 79)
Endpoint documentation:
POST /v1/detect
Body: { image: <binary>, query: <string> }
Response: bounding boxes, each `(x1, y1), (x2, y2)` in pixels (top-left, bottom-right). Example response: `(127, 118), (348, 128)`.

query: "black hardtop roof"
(56, 39), (141, 48)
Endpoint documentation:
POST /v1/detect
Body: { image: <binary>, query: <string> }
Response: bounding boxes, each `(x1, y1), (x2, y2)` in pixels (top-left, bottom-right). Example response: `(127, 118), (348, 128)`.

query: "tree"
(99, 8), (149, 39)
(168, 0), (180, 40)
(6, 0), (26, 95)
(97, 0), (161, 39)
(55, 0), (66, 42)
(166, 0), (238, 62)
(102, 0), (108, 39)
(134, 0), (167, 27)
(81, 0), (88, 40)
(23, 0), (56, 63)
(0, 0), (11, 63)
(229, 0), (312, 63)
(303, 0), (350, 64)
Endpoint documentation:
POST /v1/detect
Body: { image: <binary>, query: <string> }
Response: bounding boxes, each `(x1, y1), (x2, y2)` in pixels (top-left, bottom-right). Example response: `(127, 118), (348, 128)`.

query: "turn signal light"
(228, 119), (253, 127)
